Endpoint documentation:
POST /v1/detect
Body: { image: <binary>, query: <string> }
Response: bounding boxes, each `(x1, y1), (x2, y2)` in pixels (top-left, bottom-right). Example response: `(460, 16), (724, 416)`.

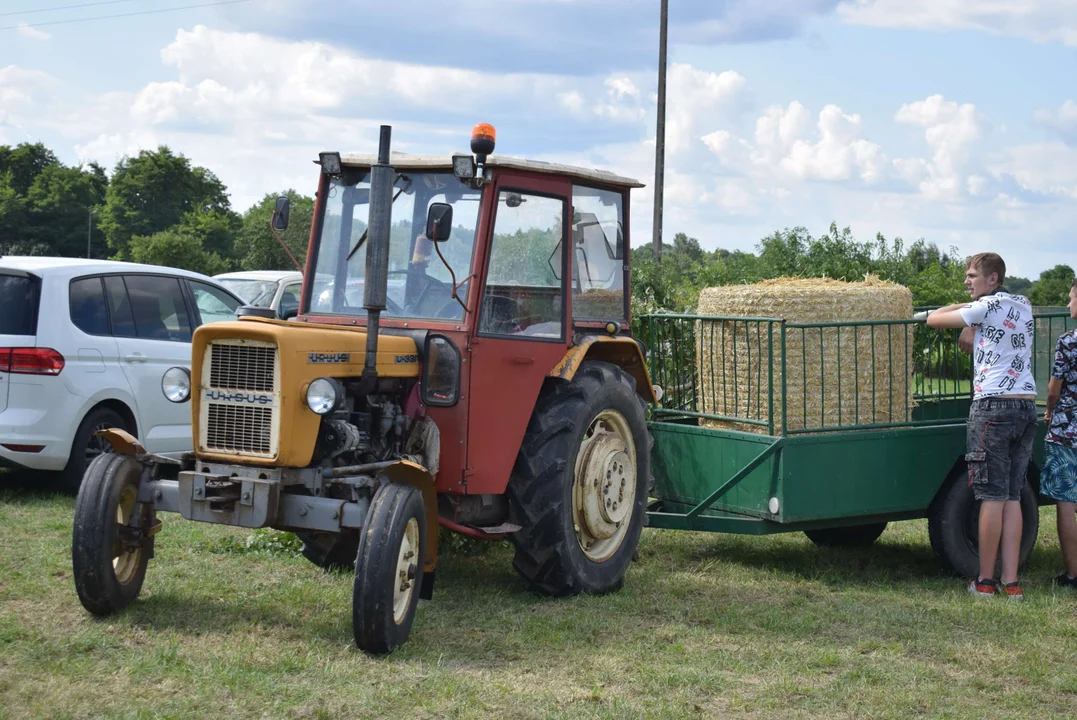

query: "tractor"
(71, 123), (660, 654)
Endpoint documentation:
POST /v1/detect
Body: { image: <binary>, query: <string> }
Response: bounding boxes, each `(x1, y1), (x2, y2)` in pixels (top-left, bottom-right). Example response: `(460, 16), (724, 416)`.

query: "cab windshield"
(308, 169), (481, 321)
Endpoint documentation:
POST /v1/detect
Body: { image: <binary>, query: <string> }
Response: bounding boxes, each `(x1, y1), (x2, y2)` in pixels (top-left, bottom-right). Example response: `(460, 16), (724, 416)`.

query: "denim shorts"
(966, 397), (1038, 501)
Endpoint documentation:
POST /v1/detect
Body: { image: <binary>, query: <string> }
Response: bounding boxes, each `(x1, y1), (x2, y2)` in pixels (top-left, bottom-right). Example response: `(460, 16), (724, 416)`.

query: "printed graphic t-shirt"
(958, 290), (1037, 400)
(1048, 329), (1077, 447)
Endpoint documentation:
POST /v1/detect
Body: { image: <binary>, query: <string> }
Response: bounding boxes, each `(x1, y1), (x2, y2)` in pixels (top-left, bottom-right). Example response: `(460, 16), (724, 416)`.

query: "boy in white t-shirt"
(927, 252), (1037, 600)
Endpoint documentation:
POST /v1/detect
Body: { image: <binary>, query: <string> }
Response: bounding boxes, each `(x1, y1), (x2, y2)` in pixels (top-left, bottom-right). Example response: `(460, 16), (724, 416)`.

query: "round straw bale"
(694, 275), (914, 435)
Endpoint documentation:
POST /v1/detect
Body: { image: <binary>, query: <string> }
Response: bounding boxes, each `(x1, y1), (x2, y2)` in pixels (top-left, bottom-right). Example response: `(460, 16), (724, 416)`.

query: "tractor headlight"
(306, 377), (342, 415)
(161, 366), (191, 403)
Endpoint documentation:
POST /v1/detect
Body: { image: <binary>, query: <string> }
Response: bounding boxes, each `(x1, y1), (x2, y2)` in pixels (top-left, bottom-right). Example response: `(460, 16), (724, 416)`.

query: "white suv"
(213, 270), (304, 319)
(0, 257), (245, 490)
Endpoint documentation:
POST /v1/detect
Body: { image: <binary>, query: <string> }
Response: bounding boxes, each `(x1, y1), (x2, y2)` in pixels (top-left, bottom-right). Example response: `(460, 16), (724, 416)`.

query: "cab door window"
(570, 185), (626, 321)
(478, 191), (566, 340)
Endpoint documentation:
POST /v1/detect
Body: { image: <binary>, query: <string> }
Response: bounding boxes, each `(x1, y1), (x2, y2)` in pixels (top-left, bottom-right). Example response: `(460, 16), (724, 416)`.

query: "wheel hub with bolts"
(573, 410), (637, 561)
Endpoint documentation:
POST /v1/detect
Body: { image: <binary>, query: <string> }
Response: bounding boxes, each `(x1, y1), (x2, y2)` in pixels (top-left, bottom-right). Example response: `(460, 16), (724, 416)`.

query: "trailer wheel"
(72, 453), (154, 615)
(352, 482), (426, 655)
(508, 360), (653, 597)
(927, 467), (1039, 578)
(804, 522), (888, 547)
(297, 531), (360, 572)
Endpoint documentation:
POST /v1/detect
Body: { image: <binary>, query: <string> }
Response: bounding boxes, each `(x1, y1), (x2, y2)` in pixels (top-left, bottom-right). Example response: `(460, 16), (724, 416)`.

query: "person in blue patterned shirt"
(1042, 277), (1077, 589)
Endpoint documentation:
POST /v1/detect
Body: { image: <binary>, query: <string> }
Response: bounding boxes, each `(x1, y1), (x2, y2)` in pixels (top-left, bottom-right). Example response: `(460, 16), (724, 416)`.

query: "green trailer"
(640, 309), (1076, 578)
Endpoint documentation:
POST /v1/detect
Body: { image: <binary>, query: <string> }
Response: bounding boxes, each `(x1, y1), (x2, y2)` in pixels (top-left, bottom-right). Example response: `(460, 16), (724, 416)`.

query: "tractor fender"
(377, 459), (440, 573)
(94, 428), (147, 457)
(93, 428), (181, 467)
(549, 335), (658, 404)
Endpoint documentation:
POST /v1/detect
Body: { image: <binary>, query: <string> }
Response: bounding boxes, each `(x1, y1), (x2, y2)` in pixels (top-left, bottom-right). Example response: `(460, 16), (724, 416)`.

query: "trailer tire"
(297, 531), (361, 572)
(927, 467), (1039, 579)
(72, 453), (153, 616)
(804, 522), (888, 547)
(508, 360), (653, 597)
(352, 482), (426, 655)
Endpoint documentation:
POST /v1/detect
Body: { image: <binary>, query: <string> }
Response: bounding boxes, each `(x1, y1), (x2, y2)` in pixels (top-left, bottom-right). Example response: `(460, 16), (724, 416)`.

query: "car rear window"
(0, 273), (41, 336)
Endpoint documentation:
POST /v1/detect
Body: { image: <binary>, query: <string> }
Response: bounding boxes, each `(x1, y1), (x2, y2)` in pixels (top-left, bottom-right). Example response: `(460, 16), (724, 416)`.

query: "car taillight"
(0, 348), (65, 375)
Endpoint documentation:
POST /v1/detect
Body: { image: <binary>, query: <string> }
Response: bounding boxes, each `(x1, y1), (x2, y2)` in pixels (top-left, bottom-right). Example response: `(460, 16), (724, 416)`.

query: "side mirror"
(280, 306), (299, 321)
(272, 196), (290, 231)
(425, 202), (453, 242)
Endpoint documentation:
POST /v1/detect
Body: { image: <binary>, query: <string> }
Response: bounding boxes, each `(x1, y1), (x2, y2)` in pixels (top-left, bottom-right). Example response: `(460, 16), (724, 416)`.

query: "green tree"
(0, 178), (29, 248)
(24, 164), (108, 257)
(1006, 276), (1033, 295)
(234, 191), (314, 271)
(129, 228), (231, 277)
(99, 146), (231, 259)
(1029, 264), (1075, 306)
(0, 143), (59, 196)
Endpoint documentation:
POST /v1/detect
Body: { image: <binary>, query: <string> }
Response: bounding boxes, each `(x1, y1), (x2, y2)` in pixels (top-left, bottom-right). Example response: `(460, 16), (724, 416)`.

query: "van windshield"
(0, 273), (40, 335)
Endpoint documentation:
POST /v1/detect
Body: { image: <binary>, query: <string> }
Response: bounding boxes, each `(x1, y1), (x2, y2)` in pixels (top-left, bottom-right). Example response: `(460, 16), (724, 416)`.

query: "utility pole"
(652, 0), (668, 264)
(87, 206), (95, 258)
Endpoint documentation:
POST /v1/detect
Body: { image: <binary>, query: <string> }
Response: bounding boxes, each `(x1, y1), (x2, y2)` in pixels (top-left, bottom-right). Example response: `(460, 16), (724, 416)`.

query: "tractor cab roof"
(336, 152), (645, 190)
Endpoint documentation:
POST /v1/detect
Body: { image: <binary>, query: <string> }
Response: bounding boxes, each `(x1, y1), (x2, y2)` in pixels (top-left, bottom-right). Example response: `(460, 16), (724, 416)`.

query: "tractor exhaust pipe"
(361, 125), (394, 391)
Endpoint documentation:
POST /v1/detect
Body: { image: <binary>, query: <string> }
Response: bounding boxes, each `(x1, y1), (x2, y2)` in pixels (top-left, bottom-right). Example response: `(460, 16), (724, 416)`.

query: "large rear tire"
(72, 453), (154, 615)
(507, 361), (653, 597)
(927, 467), (1039, 578)
(352, 482), (426, 655)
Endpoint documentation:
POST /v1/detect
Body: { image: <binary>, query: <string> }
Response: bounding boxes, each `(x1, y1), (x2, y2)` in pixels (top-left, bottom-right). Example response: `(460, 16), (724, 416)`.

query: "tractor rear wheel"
(352, 482), (426, 655)
(508, 361), (653, 597)
(804, 522), (888, 547)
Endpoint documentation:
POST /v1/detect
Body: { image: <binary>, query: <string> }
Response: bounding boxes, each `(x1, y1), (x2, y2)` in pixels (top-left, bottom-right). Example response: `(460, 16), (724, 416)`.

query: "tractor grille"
(201, 340), (279, 458)
(209, 343), (275, 392)
(205, 404), (273, 455)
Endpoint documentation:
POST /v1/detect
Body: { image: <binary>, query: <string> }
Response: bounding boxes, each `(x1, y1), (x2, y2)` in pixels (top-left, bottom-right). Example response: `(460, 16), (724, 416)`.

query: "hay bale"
(694, 275), (914, 435)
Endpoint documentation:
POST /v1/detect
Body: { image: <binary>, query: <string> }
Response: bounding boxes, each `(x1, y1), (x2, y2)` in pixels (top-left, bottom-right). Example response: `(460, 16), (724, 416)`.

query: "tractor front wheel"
(508, 361), (653, 597)
(352, 482), (426, 655)
(72, 453), (156, 615)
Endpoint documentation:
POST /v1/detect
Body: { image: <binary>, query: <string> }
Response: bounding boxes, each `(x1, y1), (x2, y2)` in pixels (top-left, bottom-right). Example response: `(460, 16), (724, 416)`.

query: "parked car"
(0, 257), (246, 490)
(213, 270), (304, 319)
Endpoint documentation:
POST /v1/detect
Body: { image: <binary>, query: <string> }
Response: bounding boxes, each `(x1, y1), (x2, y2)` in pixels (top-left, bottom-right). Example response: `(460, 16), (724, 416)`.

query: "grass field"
(2, 471), (1076, 720)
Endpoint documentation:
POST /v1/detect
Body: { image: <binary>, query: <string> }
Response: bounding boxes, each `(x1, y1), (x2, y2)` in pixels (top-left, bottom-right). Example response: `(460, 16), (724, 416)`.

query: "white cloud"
(9, 25), (1075, 279)
(664, 64), (751, 156)
(893, 94), (984, 201)
(0, 66), (61, 143)
(781, 105), (887, 183)
(1034, 100), (1077, 145)
(838, 0), (1077, 46)
(991, 142), (1077, 200)
(17, 24), (51, 41)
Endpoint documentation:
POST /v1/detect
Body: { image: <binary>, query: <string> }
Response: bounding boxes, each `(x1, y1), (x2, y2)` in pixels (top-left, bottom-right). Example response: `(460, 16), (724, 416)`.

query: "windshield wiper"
(345, 174), (411, 262)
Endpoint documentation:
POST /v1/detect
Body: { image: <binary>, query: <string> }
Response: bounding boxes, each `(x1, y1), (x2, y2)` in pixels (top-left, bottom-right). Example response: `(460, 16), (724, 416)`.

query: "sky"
(2, 0), (1075, 280)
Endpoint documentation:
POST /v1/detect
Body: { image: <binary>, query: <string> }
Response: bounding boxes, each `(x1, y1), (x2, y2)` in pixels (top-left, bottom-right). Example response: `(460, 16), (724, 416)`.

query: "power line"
(1, 0), (253, 30)
(1, 1), (138, 18)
